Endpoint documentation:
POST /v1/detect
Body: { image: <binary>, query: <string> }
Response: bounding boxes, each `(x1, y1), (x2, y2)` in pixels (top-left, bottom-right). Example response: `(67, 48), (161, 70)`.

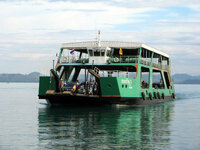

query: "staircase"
(88, 67), (100, 79)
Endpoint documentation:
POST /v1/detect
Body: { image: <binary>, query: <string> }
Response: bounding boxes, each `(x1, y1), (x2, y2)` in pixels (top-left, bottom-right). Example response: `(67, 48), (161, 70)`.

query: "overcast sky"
(0, 0), (200, 75)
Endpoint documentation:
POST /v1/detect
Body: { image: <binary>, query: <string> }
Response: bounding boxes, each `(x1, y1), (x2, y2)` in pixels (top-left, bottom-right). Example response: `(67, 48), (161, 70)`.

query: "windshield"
(88, 48), (107, 57)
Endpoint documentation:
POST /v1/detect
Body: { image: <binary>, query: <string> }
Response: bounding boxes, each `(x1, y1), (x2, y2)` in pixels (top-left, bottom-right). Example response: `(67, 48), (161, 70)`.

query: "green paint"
(100, 77), (120, 96)
(100, 62), (175, 98)
(100, 77), (141, 98)
(39, 76), (56, 96)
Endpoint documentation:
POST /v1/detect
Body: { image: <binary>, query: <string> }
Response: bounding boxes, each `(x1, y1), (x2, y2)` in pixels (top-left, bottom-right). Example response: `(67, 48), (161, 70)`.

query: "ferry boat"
(38, 36), (175, 105)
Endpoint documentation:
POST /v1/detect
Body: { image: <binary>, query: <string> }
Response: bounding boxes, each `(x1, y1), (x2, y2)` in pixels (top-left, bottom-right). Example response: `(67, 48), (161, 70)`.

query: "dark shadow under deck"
(39, 92), (175, 106)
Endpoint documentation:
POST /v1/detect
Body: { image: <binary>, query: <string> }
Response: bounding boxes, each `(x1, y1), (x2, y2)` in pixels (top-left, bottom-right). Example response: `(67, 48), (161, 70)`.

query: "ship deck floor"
(46, 90), (99, 98)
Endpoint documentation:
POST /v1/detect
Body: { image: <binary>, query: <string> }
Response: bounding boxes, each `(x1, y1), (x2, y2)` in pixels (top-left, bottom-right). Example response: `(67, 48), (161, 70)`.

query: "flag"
(119, 48), (123, 55)
(70, 49), (75, 55)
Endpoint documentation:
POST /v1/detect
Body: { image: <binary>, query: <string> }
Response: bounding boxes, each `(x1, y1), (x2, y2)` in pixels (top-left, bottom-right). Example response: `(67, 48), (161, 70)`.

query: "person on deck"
(72, 80), (80, 93)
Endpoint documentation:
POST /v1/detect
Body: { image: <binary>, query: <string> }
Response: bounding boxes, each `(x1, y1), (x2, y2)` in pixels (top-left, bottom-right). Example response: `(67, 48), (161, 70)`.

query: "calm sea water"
(0, 83), (200, 150)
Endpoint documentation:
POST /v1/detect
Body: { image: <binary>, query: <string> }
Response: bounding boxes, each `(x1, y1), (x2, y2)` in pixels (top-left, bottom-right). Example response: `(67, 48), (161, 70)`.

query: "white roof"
(61, 41), (169, 58)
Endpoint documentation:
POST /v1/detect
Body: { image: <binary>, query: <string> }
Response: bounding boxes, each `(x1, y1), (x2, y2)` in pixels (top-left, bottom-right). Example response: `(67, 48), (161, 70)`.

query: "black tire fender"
(157, 92), (161, 99)
(172, 93), (175, 99)
(162, 93), (165, 99)
(153, 92), (157, 99)
(149, 92), (153, 100)
(142, 92), (146, 100)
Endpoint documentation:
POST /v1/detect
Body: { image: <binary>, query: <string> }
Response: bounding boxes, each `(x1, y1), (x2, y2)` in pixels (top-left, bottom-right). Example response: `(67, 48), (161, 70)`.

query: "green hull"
(39, 64), (175, 105)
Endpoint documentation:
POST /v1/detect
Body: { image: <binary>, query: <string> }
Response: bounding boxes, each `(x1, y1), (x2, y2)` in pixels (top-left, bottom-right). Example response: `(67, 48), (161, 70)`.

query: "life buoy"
(107, 60), (111, 64)
(162, 93), (165, 99)
(114, 57), (119, 63)
(142, 92), (146, 100)
(149, 92), (153, 100)
(157, 92), (161, 99)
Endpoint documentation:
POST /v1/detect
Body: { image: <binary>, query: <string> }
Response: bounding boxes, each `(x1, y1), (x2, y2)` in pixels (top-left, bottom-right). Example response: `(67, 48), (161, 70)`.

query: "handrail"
(60, 55), (169, 70)
(107, 56), (169, 70)
(108, 56), (139, 63)
(60, 56), (89, 63)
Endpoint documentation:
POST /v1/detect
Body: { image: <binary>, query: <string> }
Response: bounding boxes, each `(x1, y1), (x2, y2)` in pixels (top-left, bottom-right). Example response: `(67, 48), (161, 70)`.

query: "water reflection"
(38, 103), (174, 149)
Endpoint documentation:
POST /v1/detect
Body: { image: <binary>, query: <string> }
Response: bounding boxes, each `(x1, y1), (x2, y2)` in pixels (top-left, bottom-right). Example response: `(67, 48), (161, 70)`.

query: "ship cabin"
(49, 41), (174, 98)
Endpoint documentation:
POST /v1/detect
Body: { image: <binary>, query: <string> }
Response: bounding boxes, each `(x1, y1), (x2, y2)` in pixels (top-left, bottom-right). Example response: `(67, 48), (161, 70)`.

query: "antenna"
(98, 30), (101, 47)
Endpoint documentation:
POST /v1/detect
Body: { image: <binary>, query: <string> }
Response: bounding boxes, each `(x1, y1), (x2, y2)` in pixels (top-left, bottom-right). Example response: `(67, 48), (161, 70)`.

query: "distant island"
(172, 73), (200, 84)
(0, 72), (200, 84)
(0, 72), (40, 83)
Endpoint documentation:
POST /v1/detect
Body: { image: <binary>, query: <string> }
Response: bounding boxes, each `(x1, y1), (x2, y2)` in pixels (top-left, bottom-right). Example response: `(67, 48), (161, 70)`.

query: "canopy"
(61, 41), (169, 58)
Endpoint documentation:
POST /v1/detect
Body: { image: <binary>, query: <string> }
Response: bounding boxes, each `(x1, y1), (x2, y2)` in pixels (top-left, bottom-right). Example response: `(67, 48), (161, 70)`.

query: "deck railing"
(60, 56), (76, 63)
(107, 56), (139, 63)
(60, 56), (169, 70)
(60, 56), (89, 63)
(108, 56), (169, 70)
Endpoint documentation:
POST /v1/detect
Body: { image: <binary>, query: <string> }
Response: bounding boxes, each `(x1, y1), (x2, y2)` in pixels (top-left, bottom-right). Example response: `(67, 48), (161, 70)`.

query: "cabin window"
(164, 71), (171, 89)
(141, 48), (151, 58)
(140, 49), (152, 65)
(117, 71), (127, 78)
(129, 72), (137, 78)
(94, 50), (100, 56)
(106, 50), (111, 57)
(101, 49), (105, 56)
(152, 70), (164, 89)
(82, 53), (88, 58)
(89, 50), (93, 56)
(99, 70), (114, 77)
(127, 66), (137, 78)
(98, 71), (105, 77)
(162, 56), (169, 65)
(141, 67), (149, 88)
(111, 71), (118, 77)
(97, 66), (137, 78)
(118, 66), (137, 78)
(153, 53), (162, 64)
(112, 48), (138, 57)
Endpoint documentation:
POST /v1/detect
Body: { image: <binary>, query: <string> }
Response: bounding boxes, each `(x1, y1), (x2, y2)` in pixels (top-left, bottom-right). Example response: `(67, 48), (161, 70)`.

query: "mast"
(98, 30), (101, 47)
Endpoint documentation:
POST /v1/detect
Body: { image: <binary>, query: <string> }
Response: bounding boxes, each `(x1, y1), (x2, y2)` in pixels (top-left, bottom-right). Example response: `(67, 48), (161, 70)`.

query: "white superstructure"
(61, 41), (169, 58)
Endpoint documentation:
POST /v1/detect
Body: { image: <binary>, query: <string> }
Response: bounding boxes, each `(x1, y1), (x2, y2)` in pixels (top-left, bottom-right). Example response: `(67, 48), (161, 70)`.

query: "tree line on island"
(0, 72), (200, 84)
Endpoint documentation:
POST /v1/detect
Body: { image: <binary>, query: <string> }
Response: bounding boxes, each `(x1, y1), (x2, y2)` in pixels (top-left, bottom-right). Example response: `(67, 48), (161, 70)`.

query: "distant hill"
(0, 72), (40, 82)
(0, 72), (200, 84)
(172, 74), (200, 84)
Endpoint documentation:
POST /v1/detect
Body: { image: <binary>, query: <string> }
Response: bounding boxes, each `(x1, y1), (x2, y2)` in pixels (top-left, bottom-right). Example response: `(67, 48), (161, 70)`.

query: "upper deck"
(61, 41), (169, 58)
(57, 41), (170, 70)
